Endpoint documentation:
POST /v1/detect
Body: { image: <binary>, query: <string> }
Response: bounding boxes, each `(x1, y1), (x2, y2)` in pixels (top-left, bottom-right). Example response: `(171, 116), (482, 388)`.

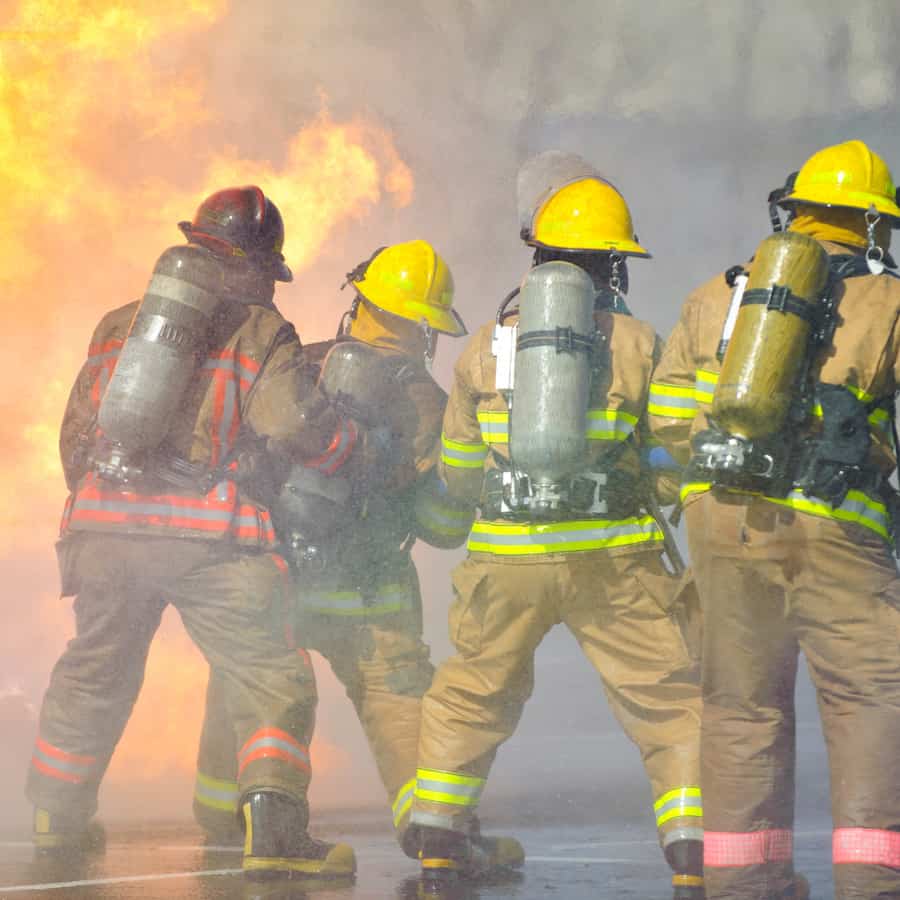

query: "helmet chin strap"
(421, 320), (436, 372)
(866, 205), (886, 275)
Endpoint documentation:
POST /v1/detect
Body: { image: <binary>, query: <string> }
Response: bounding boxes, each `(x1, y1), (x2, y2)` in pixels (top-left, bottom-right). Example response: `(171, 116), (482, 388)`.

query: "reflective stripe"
(478, 409), (637, 443)
(414, 768), (485, 808)
(467, 515), (663, 556)
(416, 495), (473, 537)
(30, 738), (96, 785)
(237, 728), (310, 777)
(705, 830), (793, 867)
(306, 420), (357, 475)
(194, 772), (239, 813)
(585, 409), (637, 441)
(694, 369), (718, 403)
(868, 407), (892, 437)
(654, 786), (703, 827)
(392, 778), (416, 827)
(66, 475), (274, 543)
(441, 434), (488, 469)
(647, 381), (697, 419)
(299, 582), (414, 617)
(680, 482), (890, 541)
(477, 411), (509, 444)
(833, 827), (900, 866)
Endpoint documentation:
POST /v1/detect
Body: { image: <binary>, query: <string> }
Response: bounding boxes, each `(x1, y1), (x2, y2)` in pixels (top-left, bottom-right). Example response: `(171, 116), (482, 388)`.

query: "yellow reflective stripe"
(415, 768), (485, 808)
(869, 407), (891, 434)
(648, 381), (698, 419)
(467, 516), (663, 556)
(694, 369), (719, 404)
(477, 410), (509, 444)
(194, 772), (239, 812)
(654, 786), (703, 827)
(300, 583), (413, 617)
(680, 482), (890, 541)
(392, 777), (416, 827)
(585, 409), (638, 441)
(441, 433), (488, 469)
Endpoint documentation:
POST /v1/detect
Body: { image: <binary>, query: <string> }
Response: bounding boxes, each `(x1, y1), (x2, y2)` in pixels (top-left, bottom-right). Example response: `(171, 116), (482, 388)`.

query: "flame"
(1, 0), (413, 821)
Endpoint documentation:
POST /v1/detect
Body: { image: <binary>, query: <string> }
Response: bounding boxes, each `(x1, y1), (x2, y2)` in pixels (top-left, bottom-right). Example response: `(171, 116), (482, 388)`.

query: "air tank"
(275, 464), (353, 542)
(510, 261), (594, 493)
(97, 245), (224, 454)
(712, 231), (829, 439)
(318, 340), (399, 427)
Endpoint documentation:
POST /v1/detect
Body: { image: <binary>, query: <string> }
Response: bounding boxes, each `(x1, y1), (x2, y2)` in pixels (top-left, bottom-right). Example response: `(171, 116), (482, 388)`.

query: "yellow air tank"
(712, 231), (829, 439)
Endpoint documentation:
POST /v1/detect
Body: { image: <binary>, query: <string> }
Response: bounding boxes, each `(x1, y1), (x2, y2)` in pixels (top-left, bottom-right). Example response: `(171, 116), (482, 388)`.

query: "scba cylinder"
(510, 261), (594, 491)
(713, 231), (829, 439)
(318, 339), (399, 427)
(97, 245), (224, 455)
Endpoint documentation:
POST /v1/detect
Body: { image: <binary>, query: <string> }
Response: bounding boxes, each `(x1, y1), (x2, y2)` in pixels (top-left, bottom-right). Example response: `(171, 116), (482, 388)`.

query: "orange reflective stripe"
(31, 738), (96, 785)
(238, 728), (310, 776)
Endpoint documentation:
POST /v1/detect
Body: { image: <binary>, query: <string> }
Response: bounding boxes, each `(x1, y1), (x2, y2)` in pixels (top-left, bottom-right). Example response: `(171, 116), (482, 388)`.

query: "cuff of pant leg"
(662, 824), (705, 848)
(237, 778), (310, 812)
(410, 807), (473, 834)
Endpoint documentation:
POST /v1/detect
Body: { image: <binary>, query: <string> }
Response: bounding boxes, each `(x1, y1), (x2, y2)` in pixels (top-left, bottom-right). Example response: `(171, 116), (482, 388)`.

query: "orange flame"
(1, 0), (413, 819)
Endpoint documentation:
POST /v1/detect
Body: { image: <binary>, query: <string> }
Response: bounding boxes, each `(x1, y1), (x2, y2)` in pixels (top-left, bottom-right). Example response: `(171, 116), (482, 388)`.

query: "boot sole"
(243, 851), (356, 880)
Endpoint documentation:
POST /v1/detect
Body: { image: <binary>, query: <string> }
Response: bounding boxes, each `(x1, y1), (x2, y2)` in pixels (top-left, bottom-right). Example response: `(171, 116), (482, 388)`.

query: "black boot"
(418, 821), (524, 885)
(32, 807), (106, 857)
(666, 839), (705, 899)
(241, 791), (355, 880)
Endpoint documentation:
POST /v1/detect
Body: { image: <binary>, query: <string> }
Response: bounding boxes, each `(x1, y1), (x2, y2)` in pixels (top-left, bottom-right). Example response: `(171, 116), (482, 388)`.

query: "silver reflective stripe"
(88, 349), (120, 365)
(440, 443), (487, 463)
(32, 746), (92, 777)
(71, 498), (234, 522)
(195, 778), (239, 804)
(239, 737), (309, 765)
(202, 357), (259, 386)
(648, 390), (696, 410)
(415, 777), (483, 802)
(409, 810), (467, 832)
(663, 827), (705, 848)
(471, 520), (657, 546)
(300, 584), (413, 615)
(147, 272), (218, 314)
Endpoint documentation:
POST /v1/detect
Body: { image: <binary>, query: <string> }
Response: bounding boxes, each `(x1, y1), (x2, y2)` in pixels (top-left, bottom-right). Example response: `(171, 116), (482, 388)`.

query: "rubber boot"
(665, 839), (705, 899)
(241, 791), (356, 880)
(32, 807), (106, 857)
(418, 821), (524, 886)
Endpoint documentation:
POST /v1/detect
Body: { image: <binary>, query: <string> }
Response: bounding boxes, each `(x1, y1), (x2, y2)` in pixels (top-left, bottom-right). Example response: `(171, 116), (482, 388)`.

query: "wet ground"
(0, 818), (835, 899)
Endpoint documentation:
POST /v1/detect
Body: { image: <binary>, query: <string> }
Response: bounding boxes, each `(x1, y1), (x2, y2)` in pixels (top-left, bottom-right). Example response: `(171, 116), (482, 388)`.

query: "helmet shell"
(179, 186), (293, 281)
(351, 240), (466, 336)
(525, 178), (650, 257)
(779, 140), (900, 221)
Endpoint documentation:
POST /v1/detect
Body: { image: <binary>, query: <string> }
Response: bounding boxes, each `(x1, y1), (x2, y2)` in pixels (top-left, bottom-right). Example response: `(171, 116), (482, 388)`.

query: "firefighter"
(649, 140), (900, 900)
(192, 241), (476, 858)
(30, 187), (362, 879)
(409, 157), (705, 898)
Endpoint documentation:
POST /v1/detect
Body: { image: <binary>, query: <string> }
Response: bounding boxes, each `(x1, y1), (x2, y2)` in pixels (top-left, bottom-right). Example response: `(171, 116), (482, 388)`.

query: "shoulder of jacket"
(609, 311), (656, 346)
(92, 300), (139, 341)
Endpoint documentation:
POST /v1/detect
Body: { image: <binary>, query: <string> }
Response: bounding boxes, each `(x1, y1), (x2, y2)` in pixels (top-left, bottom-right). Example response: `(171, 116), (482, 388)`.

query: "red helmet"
(179, 186), (292, 282)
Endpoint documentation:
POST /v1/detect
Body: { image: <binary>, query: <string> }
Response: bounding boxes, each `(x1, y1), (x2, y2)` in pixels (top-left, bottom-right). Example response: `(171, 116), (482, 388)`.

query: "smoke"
(3, 0), (898, 831)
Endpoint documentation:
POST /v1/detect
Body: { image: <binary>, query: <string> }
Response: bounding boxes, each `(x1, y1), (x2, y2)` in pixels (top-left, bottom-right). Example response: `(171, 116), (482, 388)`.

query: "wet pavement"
(0, 819), (834, 899)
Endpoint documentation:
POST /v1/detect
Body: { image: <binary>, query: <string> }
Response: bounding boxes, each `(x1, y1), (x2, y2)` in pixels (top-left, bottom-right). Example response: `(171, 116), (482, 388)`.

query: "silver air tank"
(317, 340), (399, 428)
(96, 245), (223, 475)
(510, 261), (594, 511)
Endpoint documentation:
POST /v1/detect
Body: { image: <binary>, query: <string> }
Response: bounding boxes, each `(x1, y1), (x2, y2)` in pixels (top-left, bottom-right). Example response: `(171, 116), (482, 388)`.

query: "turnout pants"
(411, 548), (703, 852)
(195, 558), (434, 844)
(28, 533), (315, 822)
(686, 491), (900, 900)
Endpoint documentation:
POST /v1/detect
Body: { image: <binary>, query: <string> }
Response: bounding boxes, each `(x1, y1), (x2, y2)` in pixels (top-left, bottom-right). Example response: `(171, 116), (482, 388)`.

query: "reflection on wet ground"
(0, 819), (833, 899)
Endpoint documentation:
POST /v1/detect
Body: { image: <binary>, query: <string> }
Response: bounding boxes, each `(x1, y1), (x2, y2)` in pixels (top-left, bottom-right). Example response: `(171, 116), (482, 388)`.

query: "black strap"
(740, 285), (819, 323)
(517, 327), (594, 354)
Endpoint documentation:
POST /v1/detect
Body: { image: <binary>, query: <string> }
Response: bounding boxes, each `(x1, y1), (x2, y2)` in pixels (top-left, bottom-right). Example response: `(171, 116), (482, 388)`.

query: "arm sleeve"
(243, 324), (346, 466)
(647, 293), (701, 466)
(59, 357), (101, 490)
(638, 334), (682, 505)
(437, 337), (489, 504)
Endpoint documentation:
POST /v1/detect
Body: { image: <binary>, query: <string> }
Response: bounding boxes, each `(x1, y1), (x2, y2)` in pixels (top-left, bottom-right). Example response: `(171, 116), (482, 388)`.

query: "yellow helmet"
(524, 177), (650, 257)
(779, 140), (900, 221)
(350, 240), (466, 336)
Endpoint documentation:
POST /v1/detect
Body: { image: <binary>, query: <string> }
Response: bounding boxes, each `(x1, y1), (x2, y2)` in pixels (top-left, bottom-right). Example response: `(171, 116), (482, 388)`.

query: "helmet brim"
(780, 188), (900, 223)
(525, 235), (651, 258)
